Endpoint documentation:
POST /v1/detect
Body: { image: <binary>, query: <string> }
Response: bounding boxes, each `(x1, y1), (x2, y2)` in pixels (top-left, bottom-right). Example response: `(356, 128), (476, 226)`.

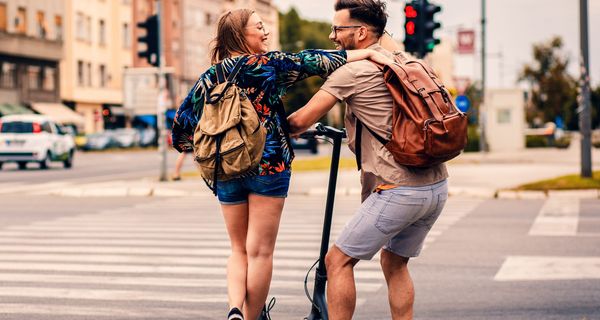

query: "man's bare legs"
(325, 245), (360, 320)
(380, 249), (414, 320)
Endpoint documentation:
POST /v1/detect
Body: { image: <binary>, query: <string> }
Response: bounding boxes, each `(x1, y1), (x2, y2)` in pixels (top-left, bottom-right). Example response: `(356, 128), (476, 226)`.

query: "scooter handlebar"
(298, 123), (346, 139)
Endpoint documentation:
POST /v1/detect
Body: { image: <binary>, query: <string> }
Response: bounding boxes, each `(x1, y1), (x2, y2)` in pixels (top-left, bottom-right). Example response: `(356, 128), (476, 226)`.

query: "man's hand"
(288, 112), (309, 139)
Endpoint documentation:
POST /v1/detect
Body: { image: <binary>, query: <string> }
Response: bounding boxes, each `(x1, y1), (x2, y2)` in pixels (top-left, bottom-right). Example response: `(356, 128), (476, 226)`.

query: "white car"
(0, 114), (76, 170)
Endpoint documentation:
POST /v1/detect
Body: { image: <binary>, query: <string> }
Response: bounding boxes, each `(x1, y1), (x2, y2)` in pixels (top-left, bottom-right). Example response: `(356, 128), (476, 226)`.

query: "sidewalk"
(38, 139), (600, 199)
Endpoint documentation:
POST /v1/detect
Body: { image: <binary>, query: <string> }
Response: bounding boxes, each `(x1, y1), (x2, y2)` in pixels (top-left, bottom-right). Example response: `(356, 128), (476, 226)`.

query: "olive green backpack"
(193, 58), (266, 194)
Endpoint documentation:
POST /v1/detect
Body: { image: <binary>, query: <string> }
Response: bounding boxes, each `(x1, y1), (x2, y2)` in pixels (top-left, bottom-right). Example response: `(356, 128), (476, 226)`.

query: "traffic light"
(137, 15), (160, 67)
(423, 1), (442, 54)
(403, 0), (442, 58)
(403, 2), (419, 54)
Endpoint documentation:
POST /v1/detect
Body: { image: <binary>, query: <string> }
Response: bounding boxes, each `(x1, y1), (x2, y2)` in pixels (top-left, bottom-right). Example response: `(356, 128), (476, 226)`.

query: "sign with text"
(457, 29), (475, 54)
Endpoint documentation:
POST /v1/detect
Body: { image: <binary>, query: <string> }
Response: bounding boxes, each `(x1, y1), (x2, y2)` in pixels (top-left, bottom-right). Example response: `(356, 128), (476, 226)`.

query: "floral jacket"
(172, 50), (347, 175)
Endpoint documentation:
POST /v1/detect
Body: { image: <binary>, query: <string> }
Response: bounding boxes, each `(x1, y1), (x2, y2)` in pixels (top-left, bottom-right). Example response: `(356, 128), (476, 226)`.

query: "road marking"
(0, 303), (211, 318)
(0, 272), (382, 292)
(494, 256), (600, 281)
(529, 198), (579, 236)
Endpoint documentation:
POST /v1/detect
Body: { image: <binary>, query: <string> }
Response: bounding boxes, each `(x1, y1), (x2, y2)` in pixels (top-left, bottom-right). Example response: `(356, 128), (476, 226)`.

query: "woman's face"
(244, 13), (269, 54)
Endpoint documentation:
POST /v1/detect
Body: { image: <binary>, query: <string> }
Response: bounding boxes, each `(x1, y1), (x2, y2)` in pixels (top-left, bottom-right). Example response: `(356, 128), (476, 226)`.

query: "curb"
(495, 189), (600, 199)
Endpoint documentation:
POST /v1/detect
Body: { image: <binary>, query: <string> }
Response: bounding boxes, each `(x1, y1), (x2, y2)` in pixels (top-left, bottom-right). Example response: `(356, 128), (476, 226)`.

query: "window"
(77, 60), (84, 86)
(86, 62), (92, 86)
(86, 16), (91, 42)
(99, 19), (106, 45)
(55, 15), (63, 40)
(28, 65), (42, 90)
(76, 12), (85, 40)
(42, 67), (55, 91)
(15, 7), (27, 34)
(0, 62), (17, 88)
(99, 64), (106, 87)
(37, 11), (46, 38)
(41, 122), (53, 133)
(497, 109), (511, 124)
(0, 3), (7, 32)
(122, 23), (131, 48)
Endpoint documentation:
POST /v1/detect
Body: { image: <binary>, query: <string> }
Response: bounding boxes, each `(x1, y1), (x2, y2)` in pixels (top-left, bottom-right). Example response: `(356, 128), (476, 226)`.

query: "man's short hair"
(334, 0), (388, 37)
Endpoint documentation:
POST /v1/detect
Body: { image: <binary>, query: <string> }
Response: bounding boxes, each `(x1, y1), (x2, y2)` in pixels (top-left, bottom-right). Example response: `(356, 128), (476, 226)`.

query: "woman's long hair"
(210, 9), (254, 64)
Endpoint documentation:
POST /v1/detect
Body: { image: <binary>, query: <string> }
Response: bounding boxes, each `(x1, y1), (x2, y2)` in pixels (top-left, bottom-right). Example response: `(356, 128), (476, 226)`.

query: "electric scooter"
(299, 123), (347, 320)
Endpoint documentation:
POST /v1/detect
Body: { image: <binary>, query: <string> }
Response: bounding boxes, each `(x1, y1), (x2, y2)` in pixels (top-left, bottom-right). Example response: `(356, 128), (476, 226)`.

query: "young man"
(287, 1), (449, 319)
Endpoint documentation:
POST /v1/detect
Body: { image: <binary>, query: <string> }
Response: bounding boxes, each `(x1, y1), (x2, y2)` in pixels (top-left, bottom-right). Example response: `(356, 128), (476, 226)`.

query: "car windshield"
(1, 121), (33, 133)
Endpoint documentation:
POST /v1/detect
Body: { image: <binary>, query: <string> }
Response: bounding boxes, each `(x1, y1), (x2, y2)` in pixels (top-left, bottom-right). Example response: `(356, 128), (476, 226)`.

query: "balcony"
(0, 31), (63, 62)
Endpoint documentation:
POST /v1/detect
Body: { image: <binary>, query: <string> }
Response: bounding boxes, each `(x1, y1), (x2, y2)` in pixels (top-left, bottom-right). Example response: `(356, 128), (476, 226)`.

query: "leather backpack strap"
(354, 117), (389, 171)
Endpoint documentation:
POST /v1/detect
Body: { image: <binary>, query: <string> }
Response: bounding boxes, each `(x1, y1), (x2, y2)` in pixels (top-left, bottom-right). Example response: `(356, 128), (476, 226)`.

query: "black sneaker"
(228, 307), (244, 320)
(260, 297), (276, 320)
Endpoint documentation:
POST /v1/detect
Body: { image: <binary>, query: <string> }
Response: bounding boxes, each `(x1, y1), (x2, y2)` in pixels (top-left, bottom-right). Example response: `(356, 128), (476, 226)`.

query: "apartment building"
(133, 0), (280, 106)
(0, 0), (64, 116)
(60, 0), (133, 133)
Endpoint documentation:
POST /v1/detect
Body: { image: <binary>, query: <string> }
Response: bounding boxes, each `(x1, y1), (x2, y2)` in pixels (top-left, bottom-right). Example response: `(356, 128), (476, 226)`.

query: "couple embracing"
(172, 1), (448, 319)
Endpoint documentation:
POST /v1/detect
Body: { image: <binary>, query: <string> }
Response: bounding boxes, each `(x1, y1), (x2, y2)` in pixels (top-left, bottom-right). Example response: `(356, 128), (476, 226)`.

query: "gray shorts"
(335, 179), (448, 260)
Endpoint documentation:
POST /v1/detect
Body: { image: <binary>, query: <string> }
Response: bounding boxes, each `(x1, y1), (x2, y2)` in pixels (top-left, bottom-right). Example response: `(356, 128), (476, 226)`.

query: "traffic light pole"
(156, 0), (168, 182)
(479, 0), (488, 153)
(579, 0), (592, 177)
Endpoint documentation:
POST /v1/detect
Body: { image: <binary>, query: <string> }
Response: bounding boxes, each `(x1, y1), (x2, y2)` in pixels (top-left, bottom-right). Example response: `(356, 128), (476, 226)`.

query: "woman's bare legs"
(243, 194), (285, 320)
(221, 203), (250, 312)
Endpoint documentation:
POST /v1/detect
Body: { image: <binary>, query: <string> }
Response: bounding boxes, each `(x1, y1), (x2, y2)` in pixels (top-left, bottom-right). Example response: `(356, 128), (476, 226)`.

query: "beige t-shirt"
(320, 43), (448, 202)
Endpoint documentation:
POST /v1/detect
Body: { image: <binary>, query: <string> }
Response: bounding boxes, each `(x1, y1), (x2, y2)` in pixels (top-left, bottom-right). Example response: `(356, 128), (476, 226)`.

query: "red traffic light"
(406, 21), (415, 35)
(405, 5), (418, 18)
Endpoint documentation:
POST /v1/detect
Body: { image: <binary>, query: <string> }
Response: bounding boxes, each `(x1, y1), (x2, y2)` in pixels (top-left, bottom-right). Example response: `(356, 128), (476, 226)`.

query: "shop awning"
(0, 103), (34, 117)
(30, 103), (85, 126)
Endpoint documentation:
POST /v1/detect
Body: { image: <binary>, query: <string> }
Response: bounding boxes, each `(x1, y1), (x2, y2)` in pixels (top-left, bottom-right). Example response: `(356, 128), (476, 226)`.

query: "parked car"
(112, 128), (141, 148)
(83, 132), (116, 150)
(291, 136), (319, 154)
(0, 114), (76, 170)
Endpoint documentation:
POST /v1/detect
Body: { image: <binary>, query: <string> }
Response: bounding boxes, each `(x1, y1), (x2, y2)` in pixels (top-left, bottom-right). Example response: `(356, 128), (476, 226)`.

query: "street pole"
(479, 0), (487, 152)
(579, 0), (592, 178)
(156, 0), (168, 181)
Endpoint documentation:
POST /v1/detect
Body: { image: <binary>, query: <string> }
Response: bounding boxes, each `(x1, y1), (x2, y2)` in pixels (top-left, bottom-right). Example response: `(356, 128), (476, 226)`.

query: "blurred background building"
(0, 0), (64, 115)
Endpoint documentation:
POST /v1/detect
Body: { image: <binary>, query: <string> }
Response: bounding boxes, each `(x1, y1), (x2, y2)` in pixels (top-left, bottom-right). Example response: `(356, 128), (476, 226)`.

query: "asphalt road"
(0, 149), (196, 185)
(0, 194), (598, 320)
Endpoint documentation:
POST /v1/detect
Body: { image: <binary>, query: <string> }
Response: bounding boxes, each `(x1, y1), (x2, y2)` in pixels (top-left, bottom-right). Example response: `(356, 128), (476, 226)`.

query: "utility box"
(484, 89), (526, 152)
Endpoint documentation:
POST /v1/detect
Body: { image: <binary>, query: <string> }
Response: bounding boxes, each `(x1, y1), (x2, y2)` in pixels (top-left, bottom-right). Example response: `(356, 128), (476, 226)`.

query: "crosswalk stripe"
(0, 272), (383, 292)
(529, 198), (579, 236)
(0, 253), (382, 270)
(0, 261), (384, 279)
(0, 287), (302, 304)
(0, 303), (212, 318)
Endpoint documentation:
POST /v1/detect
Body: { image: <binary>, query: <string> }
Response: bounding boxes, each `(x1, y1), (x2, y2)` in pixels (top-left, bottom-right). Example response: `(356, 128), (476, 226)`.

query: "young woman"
(171, 9), (393, 320)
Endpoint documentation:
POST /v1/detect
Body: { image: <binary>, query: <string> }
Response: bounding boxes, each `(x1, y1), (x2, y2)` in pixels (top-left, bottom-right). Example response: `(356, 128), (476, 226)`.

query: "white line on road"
(494, 256), (600, 281)
(529, 198), (579, 236)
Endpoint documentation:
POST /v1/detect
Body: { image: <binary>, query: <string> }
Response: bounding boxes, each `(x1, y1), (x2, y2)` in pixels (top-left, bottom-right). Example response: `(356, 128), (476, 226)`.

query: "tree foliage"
(519, 37), (578, 129)
(279, 8), (335, 116)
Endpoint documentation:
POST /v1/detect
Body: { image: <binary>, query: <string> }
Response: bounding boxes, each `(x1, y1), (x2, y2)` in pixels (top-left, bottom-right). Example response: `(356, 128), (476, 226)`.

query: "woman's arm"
(346, 49), (394, 66)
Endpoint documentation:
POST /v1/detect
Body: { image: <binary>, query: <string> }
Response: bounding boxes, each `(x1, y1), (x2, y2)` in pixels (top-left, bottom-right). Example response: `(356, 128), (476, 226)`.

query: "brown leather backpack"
(356, 54), (468, 168)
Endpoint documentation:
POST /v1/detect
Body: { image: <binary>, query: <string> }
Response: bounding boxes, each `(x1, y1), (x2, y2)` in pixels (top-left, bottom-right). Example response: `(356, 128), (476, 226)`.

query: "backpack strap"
(354, 117), (389, 171)
(206, 58), (246, 105)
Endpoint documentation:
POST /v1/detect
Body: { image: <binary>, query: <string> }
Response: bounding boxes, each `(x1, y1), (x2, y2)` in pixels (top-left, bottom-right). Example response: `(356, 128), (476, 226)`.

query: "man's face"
(329, 9), (359, 50)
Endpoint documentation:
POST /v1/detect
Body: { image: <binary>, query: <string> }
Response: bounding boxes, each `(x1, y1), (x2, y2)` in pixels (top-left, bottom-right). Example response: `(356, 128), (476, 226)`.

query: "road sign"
(455, 95), (470, 112)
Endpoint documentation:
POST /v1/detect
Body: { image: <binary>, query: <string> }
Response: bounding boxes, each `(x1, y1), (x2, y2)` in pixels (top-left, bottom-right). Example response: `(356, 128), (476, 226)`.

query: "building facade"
(0, 0), (64, 113)
(133, 0), (280, 107)
(60, 0), (133, 133)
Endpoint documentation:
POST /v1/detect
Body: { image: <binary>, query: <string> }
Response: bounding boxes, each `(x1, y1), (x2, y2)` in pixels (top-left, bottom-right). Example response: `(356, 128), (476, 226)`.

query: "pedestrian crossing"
(0, 195), (482, 319)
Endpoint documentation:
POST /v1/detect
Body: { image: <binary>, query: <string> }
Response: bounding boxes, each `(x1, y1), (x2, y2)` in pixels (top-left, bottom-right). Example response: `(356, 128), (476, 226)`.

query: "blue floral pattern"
(172, 50), (347, 175)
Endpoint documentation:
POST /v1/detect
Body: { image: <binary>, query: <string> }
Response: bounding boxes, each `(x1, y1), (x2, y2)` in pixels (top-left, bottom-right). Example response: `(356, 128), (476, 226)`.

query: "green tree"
(519, 37), (578, 129)
(279, 7), (335, 118)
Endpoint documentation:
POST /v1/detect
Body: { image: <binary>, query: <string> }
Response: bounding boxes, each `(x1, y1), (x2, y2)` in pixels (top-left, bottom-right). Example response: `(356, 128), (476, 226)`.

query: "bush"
(526, 135), (550, 148)
(554, 135), (571, 149)
(464, 125), (480, 152)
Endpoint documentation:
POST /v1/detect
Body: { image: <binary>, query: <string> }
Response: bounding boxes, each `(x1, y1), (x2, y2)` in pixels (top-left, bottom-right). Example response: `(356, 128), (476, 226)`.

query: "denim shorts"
(216, 170), (291, 205)
(335, 179), (448, 260)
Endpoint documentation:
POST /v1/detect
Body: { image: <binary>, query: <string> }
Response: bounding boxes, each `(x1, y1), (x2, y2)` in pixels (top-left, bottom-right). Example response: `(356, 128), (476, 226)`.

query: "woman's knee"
(246, 243), (274, 260)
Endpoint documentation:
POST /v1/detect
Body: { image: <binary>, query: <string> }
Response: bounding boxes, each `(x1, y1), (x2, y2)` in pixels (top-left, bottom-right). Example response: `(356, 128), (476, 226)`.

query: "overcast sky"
(273, 0), (600, 88)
